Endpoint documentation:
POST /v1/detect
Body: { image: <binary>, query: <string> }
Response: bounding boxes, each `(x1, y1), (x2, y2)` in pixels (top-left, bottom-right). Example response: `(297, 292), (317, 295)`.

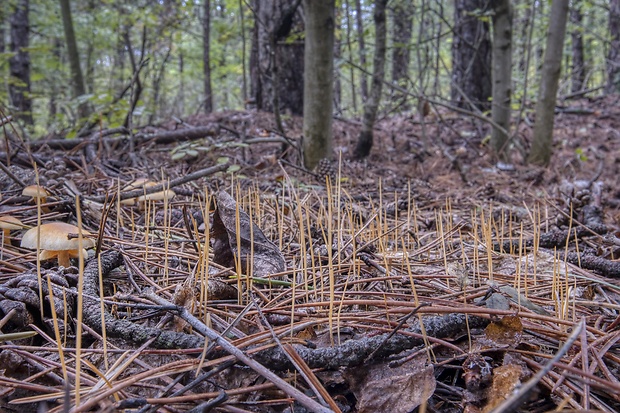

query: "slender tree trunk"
(48, 38), (62, 126)
(344, 0), (357, 112)
(8, 0), (33, 125)
(451, 0), (492, 111)
(517, 3), (532, 73)
(354, 0), (368, 102)
(354, 0), (387, 159)
(607, 0), (620, 93)
(59, 0), (90, 119)
(84, 0), (95, 94)
(149, 42), (171, 124)
(202, 0), (213, 113)
(238, 0), (247, 102)
(570, 1), (585, 93)
(122, 27), (146, 129)
(178, 51), (185, 116)
(302, 0), (335, 170)
(333, 16), (342, 115)
(115, 32), (126, 93)
(528, 0), (569, 166)
(0, 7), (5, 55)
(490, 0), (513, 162)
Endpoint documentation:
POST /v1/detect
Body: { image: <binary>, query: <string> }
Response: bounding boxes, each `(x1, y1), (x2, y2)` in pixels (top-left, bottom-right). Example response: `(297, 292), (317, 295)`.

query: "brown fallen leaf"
(482, 315), (523, 347)
(482, 363), (524, 413)
(344, 356), (435, 413)
(212, 190), (286, 279)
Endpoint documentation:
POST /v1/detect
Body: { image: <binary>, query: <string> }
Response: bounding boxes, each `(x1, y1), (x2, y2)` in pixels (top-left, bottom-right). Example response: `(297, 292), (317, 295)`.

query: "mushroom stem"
(56, 251), (71, 268)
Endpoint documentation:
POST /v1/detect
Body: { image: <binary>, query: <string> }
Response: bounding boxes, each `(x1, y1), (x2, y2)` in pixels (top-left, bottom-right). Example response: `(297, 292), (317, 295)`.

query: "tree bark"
(59, 0), (90, 119)
(354, 0), (368, 102)
(238, 0), (247, 103)
(391, 0), (413, 86)
(528, 0), (569, 166)
(391, 0), (413, 111)
(0, 7), (5, 55)
(607, 0), (620, 93)
(451, 0), (492, 111)
(490, 0), (513, 162)
(344, 0), (357, 111)
(353, 0), (388, 159)
(333, 11), (342, 115)
(250, 0), (304, 116)
(570, 1), (585, 93)
(8, 0), (33, 125)
(302, 0), (335, 170)
(202, 0), (213, 113)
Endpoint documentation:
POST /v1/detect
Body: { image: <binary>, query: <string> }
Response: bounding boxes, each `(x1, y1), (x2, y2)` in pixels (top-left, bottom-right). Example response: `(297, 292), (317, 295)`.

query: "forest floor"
(0, 95), (620, 413)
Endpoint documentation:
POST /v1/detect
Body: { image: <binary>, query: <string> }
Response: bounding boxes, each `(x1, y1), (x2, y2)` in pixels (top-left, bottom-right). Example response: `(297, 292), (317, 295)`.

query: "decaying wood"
(81, 250), (204, 349)
(27, 124), (220, 151)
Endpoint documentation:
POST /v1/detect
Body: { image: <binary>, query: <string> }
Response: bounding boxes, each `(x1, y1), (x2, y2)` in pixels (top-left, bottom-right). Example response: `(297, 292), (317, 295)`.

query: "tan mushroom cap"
(0, 216), (25, 245)
(120, 179), (175, 206)
(0, 216), (25, 230)
(137, 189), (176, 202)
(21, 222), (95, 267)
(22, 185), (50, 199)
(22, 185), (51, 212)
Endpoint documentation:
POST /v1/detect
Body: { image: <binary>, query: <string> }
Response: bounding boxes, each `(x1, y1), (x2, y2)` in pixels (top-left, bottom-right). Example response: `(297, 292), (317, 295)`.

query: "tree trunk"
(607, 0), (620, 93)
(59, 0), (90, 119)
(202, 0), (213, 113)
(354, 0), (368, 102)
(333, 14), (342, 115)
(344, 0), (357, 112)
(570, 1), (585, 93)
(8, 0), (33, 125)
(0, 7), (5, 55)
(250, 0), (304, 116)
(302, 0), (335, 170)
(238, 0), (247, 103)
(528, 0), (569, 166)
(451, 0), (492, 111)
(353, 0), (387, 159)
(391, 0), (413, 111)
(490, 0), (513, 162)
(178, 51), (185, 116)
(48, 38), (62, 126)
(517, 3), (532, 73)
(84, 0), (95, 94)
(391, 0), (412, 85)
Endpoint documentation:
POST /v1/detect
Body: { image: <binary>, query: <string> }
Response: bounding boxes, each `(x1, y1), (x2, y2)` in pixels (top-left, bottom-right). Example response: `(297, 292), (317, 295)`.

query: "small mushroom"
(21, 222), (95, 267)
(22, 185), (51, 212)
(0, 216), (26, 245)
(120, 179), (175, 210)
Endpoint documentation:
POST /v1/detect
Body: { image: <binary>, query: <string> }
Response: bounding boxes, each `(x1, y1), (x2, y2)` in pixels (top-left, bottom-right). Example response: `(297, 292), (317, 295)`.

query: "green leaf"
(226, 164), (241, 173)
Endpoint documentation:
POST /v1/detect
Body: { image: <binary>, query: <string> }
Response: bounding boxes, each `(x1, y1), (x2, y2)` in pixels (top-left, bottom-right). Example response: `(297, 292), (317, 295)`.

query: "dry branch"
(27, 124), (219, 151)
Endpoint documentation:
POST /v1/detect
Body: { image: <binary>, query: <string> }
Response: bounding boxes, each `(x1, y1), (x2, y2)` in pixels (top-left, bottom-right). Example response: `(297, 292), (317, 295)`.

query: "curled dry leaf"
(212, 190), (286, 279)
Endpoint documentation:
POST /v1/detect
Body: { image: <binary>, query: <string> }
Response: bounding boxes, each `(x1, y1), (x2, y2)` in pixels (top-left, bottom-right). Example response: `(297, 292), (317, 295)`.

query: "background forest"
(2, 0), (618, 157)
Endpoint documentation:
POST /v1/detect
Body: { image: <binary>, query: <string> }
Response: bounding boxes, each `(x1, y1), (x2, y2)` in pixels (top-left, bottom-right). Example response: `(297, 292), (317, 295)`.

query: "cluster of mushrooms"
(1, 179), (174, 267)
